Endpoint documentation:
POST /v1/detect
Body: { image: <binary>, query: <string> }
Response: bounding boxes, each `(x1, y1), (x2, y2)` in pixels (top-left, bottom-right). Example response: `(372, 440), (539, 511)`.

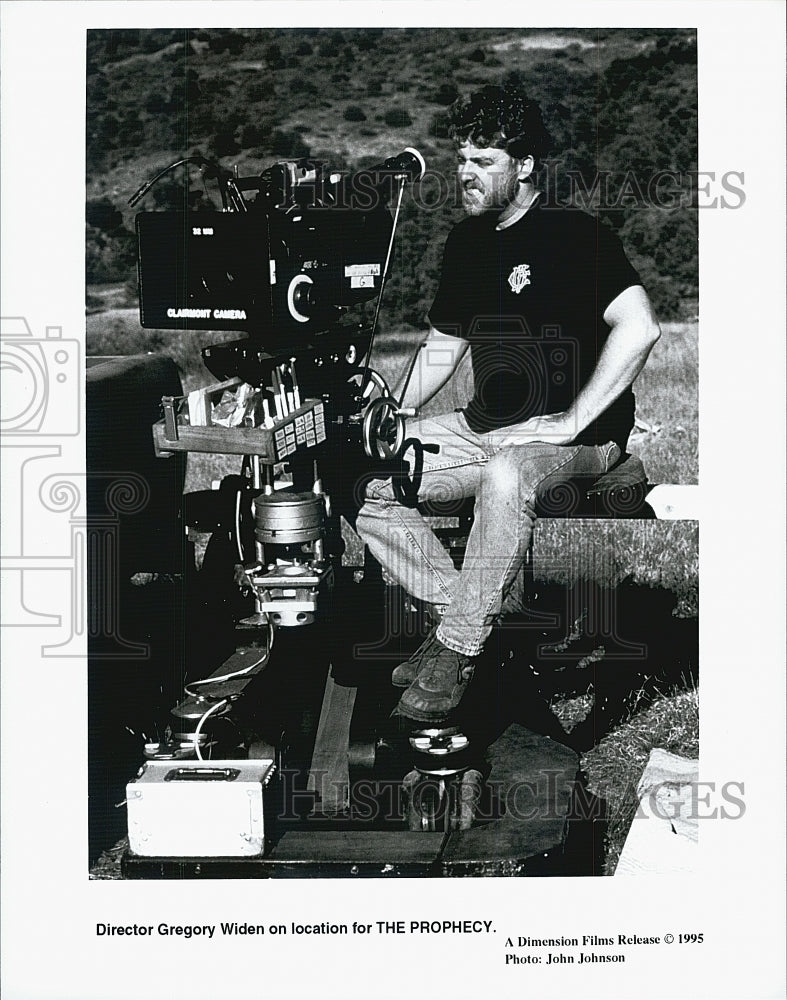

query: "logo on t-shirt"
(507, 264), (531, 294)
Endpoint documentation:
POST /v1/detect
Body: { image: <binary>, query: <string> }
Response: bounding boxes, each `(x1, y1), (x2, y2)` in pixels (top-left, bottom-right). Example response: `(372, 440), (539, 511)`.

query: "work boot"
(391, 626), (440, 688)
(397, 638), (477, 722)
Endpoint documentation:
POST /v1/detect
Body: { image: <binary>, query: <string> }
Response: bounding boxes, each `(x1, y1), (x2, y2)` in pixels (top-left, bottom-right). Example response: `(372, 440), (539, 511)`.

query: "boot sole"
(394, 698), (460, 723)
(391, 674), (416, 689)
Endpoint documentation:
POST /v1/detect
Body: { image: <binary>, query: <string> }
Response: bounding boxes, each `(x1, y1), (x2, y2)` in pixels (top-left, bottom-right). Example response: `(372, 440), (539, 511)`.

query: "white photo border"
(1, 3), (784, 999)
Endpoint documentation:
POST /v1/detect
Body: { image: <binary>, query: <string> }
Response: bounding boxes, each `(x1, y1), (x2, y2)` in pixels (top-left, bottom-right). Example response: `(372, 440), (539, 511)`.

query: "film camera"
(122, 147), (488, 869)
(134, 148), (425, 345)
(131, 146), (425, 642)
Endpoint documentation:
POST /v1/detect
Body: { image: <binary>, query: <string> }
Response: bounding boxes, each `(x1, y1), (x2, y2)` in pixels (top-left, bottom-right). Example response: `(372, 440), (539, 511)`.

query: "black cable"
(127, 153), (234, 209)
(360, 177), (406, 397)
(128, 157), (195, 207)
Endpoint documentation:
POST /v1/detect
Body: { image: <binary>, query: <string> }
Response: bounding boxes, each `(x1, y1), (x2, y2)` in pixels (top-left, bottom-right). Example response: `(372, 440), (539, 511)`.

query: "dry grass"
(533, 518), (698, 617)
(628, 322), (698, 485)
(581, 685), (699, 873)
(89, 838), (128, 880)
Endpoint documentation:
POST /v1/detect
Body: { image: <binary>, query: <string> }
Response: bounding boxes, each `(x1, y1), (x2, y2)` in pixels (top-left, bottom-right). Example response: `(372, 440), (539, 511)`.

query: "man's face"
(456, 141), (530, 219)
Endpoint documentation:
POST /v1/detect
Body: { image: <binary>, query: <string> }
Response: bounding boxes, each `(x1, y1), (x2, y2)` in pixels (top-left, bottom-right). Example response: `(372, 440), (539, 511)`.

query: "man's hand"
(488, 285), (661, 451)
(486, 411), (577, 448)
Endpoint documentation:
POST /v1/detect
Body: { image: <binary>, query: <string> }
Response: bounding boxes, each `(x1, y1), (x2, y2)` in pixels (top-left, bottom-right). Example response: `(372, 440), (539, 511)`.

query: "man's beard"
(461, 179), (519, 217)
(461, 186), (490, 216)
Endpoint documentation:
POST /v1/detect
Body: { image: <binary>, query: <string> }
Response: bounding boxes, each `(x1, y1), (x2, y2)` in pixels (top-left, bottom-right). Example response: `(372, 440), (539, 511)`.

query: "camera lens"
(287, 274), (315, 324)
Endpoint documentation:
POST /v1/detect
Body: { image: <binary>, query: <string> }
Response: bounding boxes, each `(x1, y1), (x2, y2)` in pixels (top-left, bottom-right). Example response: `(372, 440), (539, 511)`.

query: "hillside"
(86, 27), (698, 325)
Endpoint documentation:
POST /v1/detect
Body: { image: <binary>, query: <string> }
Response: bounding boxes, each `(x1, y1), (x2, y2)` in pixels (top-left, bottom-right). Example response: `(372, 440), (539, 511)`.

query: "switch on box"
(126, 760), (275, 857)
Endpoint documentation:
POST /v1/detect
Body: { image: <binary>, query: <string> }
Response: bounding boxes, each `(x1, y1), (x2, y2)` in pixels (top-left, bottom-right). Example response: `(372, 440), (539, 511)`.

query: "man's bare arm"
(397, 326), (469, 411)
(493, 284), (661, 445)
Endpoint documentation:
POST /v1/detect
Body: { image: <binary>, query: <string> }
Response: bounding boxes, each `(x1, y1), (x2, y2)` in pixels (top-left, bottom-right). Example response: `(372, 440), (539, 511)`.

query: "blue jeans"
(356, 410), (621, 657)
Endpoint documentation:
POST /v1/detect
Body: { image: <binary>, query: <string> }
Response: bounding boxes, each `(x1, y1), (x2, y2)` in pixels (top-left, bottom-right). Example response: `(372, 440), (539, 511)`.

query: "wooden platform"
(120, 723), (580, 879)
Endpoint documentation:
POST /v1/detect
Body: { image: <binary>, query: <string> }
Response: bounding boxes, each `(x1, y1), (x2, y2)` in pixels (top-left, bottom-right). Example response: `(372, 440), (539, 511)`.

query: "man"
(356, 82), (660, 723)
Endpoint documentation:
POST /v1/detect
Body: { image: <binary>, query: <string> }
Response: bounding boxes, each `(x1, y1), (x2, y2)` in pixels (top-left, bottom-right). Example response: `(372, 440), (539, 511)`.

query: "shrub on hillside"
(87, 111), (119, 152)
(270, 130), (310, 158)
(170, 74), (202, 104)
(432, 82), (458, 105)
(207, 31), (245, 56)
(150, 179), (188, 211)
(343, 105), (367, 122)
(85, 225), (137, 284)
(265, 44), (285, 69)
(117, 113), (145, 147)
(356, 32), (381, 52)
(241, 122), (270, 148)
(290, 77), (318, 95)
(245, 79), (272, 102)
(211, 131), (241, 157)
(319, 35), (343, 58)
(145, 92), (170, 114)
(384, 107), (413, 128)
(86, 197), (123, 232)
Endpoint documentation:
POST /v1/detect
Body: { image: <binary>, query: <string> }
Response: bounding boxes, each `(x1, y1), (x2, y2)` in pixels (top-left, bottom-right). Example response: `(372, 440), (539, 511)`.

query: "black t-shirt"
(429, 202), (642, 447)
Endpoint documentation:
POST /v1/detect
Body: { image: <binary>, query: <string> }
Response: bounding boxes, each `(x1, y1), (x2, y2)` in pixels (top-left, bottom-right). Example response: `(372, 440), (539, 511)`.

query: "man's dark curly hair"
(448, 82), (551, 168)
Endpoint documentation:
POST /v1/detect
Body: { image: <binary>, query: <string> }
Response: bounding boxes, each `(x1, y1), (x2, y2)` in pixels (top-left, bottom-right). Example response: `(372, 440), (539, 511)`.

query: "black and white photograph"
(0, 4), (784, 1000)
(83, 24), (702, 880)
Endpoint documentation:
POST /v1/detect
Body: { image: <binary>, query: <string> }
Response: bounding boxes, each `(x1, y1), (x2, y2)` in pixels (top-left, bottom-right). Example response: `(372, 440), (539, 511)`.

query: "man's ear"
(517, 155), (535, 181)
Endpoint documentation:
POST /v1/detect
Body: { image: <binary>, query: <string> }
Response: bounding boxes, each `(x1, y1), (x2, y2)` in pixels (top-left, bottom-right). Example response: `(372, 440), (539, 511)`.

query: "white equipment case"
(126, 759), (275, 857)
